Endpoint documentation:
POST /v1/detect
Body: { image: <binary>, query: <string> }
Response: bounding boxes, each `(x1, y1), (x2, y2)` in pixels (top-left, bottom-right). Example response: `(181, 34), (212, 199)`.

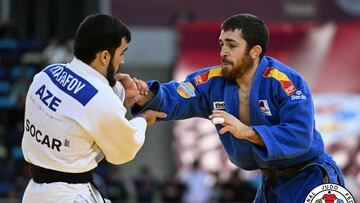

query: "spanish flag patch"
(193, 67), (223, 85)
(263, 67), (297, 96)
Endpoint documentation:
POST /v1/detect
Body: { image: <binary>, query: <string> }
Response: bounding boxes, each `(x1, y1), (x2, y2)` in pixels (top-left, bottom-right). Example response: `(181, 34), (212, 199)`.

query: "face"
(219, 29), (254, 82)
(106, 37), (128, 87)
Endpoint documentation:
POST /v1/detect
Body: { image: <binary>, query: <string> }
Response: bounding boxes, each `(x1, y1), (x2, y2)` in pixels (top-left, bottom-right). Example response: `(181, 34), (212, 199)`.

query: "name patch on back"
(43, 65), (98, 106)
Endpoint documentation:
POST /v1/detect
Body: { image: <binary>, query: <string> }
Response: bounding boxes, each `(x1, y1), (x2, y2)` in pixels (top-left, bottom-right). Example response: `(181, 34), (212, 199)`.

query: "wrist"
(246, 127), (265, 146)
(136, 90), (154, 107)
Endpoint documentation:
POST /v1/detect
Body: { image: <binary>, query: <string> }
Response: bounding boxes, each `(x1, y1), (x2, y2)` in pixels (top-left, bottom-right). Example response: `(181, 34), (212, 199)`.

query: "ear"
(98, 50), (111, 65)
(250, 45), (262, 59)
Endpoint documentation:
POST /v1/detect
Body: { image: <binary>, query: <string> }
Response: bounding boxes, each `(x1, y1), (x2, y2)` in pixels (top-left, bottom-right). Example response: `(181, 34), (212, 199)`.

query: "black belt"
(30, 164), (107, 202)
(30, 164), (93, 184)
(261, 162), (315, 179)
(261, 162), (329, 202)
(261, 162), (329, 182)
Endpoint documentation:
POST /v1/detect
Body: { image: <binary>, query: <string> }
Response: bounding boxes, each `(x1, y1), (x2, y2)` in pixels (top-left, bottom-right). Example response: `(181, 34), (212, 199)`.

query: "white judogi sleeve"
(113, 81), (146, 144)
(68, 66), (147, 165)
(112, 81), (126, 102)
(83, 92), (147, 164)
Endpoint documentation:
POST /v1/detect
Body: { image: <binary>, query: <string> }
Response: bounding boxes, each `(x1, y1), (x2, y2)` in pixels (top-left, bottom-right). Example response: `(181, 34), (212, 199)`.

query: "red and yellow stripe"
(193, 66), (223, 85)
(263, 67), (297, 96)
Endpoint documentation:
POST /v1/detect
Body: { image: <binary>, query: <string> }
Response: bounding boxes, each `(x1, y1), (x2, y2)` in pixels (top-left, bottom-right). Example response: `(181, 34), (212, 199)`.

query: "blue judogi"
(133, 56), (344, 202)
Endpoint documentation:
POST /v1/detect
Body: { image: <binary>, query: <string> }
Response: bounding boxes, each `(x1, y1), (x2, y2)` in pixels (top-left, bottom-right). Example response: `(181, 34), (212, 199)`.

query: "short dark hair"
(74, 13), (131, 64)
(221, 13), (268, 58)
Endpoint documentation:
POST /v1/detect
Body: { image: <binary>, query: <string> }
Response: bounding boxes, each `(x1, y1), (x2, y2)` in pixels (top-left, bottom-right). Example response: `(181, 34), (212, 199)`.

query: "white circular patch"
(304, 183), (355, 203)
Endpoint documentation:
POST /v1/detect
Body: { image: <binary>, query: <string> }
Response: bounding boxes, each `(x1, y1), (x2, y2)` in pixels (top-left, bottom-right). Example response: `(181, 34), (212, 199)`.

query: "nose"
(220, 47), (228, 58)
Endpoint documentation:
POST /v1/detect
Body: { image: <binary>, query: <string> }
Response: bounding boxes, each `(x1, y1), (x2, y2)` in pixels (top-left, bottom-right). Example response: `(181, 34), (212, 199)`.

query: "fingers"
(140, 81), (149, 95)
(115, 73), (130, 81)
(219, 126), (230, 134)
(209, 110), (227, 125)
(208, 110), (226, 119)
(133, 77), (144, 95)
(146, 110), (167, 120)
(140, 110), (167, 126)
(133, 77), (141, 90)
(115, 74), (149, 96)
(153, 111), (167, 119)
(146, 111), (167, 126)
(115, 73), (138, 92)
(147, 116), (156, 126)
(133, 77), (149, 95)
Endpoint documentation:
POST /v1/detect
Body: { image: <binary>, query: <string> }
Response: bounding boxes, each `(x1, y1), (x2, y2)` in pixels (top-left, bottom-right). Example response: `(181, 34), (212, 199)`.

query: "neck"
(236, 58), (259, 89)
(89, 60), (107, 77)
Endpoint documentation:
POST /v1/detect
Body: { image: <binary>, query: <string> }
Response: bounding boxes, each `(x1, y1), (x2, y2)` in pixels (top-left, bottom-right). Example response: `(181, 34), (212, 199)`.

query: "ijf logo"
(304, 183), (355, 203)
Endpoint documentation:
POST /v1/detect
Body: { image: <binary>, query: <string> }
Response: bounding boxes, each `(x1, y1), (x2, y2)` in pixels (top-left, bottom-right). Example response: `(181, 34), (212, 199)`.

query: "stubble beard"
(106, 57), (117, 87)
(222, 53), (254, 82)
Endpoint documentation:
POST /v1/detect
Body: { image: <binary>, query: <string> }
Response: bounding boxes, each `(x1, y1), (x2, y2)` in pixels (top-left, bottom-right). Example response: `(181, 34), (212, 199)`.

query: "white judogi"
(22, 57), (147, 203)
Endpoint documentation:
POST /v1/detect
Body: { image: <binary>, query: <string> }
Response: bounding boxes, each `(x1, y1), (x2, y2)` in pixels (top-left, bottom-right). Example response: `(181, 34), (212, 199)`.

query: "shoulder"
(264, 56), (304, 79)
(262, 56), (307, 96)
(94, 84), (124, 108)
(83, 87), (126, 123)
(187, 65), (225, 86)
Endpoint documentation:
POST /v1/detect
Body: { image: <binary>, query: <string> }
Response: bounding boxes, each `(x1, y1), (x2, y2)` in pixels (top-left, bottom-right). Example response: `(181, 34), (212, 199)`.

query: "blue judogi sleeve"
(132, 77), (211, 120)
(251, 72), (317, 165)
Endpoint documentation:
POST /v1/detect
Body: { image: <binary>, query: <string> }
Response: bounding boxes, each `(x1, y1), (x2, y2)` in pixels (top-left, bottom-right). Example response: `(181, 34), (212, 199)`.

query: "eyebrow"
(224, 38), (237, 42)
(219, 38), (237, 43)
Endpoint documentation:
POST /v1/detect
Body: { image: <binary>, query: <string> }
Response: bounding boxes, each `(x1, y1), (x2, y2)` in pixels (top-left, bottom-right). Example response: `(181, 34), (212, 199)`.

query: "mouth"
(221, 58), (231, 66)
(221, 61), (231, 67)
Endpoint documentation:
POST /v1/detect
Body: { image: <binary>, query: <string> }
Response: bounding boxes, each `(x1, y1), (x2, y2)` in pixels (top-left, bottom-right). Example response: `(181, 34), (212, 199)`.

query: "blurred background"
(0, 0), (360, 202)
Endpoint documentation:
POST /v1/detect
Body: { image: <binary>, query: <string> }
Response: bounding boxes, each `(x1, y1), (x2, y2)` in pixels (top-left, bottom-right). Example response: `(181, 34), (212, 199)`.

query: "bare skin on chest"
(238, 87), (251, 126)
